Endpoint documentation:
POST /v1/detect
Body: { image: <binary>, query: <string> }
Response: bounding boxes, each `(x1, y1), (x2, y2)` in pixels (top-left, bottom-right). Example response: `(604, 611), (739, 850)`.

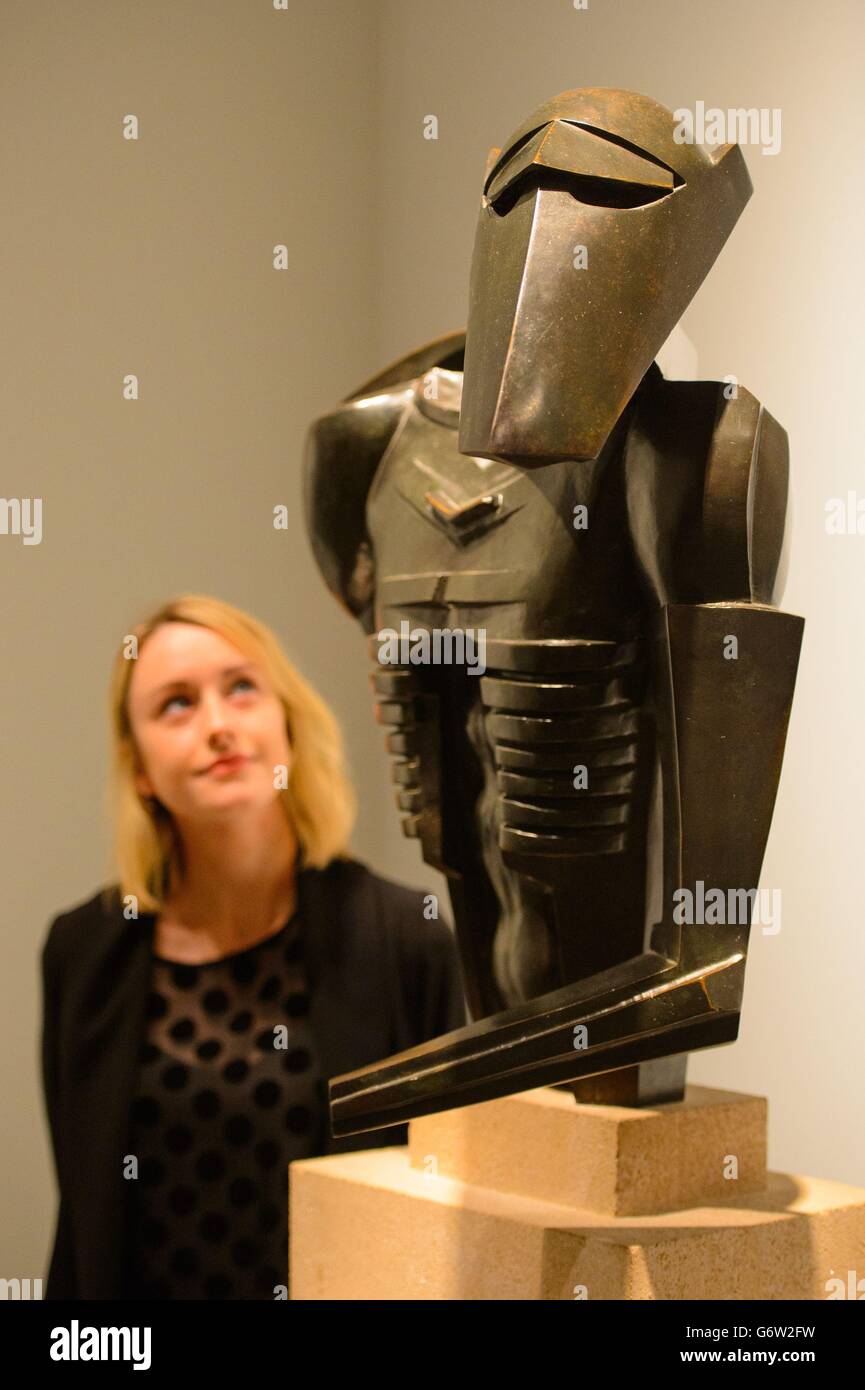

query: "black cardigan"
(40, 855), (467, 1300)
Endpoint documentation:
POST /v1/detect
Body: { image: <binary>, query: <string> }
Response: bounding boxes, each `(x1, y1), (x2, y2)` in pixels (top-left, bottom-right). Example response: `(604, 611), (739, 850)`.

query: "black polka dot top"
(125, 909), (322, 1300)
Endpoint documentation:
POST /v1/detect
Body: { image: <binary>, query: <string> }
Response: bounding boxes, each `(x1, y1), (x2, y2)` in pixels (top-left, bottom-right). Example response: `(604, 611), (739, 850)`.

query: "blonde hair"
(103, 594), (356, 913)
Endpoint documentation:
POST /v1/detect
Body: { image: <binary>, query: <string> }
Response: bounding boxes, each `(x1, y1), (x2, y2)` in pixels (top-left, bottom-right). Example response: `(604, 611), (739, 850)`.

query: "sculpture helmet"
(458, 87), (753, 465)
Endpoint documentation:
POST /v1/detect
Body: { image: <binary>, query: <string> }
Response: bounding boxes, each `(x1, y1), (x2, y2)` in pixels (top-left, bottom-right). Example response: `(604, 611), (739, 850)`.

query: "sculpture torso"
(362, 365), (663, 1014)
(304, 346), (792, 1039)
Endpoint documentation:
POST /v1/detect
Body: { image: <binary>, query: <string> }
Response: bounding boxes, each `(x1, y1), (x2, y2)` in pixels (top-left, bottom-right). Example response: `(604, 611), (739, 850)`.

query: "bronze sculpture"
(303, 88), (803, 1136)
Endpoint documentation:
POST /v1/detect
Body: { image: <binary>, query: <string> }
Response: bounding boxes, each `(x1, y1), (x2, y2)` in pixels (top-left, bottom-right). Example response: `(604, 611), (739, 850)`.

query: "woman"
(40, 593), (466, 1301)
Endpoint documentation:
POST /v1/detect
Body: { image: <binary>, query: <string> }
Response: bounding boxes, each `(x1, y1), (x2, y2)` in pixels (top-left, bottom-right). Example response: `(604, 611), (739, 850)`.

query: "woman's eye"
(160, 678), (255, 715)
(161, 693), (190, 714)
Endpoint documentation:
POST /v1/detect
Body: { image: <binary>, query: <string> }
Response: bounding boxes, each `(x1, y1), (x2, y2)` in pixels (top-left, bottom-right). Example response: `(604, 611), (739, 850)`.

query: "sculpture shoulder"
(627, 372), (789, 606)
(302, 330), (466, 630)
(341, 328), (465, 402)
(303, 326), (466, 483)
(302, 385), (414, 632)
(304, 382), (414, 481)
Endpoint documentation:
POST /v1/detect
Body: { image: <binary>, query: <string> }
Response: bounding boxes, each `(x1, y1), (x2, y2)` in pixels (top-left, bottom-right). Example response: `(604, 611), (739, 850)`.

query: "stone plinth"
(289, 1085), (865, 1300)
(408, 1083), (767, 1216)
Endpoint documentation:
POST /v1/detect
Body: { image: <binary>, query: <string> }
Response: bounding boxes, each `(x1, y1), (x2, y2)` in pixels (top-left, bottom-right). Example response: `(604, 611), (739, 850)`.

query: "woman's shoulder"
(41, 883), (127, 970)
(326, 858), (467, 1032)
(324, 855), (454, 960)
(324, 854), (442, 917)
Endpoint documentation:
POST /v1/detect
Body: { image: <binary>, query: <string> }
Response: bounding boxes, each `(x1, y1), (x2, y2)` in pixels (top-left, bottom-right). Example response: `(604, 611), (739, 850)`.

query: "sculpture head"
(458, 87), (753, 465)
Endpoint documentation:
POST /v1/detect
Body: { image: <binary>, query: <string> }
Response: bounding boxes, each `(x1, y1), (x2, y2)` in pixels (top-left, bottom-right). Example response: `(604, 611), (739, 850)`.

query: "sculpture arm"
(625, 376), (790, 609)
(699, 385), (790, 606)
(629, 381), (803, 969)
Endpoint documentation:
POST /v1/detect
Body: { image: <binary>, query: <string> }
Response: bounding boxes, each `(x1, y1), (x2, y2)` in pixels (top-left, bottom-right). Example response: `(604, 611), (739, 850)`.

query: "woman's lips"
(205, 754), (250, 775)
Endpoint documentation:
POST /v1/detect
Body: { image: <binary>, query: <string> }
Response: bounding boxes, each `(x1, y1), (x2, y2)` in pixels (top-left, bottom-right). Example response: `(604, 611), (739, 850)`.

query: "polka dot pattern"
(126, 911), (320, 1300)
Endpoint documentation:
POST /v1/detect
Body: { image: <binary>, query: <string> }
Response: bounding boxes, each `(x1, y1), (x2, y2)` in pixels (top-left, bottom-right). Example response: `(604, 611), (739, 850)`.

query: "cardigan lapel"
(65, 897), (156, 1299)
(295, 859), (399, 1154)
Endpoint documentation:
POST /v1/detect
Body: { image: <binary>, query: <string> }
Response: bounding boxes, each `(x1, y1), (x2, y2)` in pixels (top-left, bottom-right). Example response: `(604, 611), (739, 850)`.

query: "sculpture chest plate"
(365, 368), (647, 641)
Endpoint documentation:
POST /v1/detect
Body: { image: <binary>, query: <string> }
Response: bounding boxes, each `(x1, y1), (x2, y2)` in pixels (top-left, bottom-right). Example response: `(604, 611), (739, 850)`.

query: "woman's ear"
(135, 767), (154, 800)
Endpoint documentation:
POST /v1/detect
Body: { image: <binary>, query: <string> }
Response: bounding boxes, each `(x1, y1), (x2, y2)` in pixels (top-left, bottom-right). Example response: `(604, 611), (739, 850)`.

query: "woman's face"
(127, 622), (293, 824)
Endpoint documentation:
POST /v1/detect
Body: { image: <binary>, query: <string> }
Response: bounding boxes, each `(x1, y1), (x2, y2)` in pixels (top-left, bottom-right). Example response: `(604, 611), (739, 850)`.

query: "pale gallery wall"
(1, 0), (861, 1281)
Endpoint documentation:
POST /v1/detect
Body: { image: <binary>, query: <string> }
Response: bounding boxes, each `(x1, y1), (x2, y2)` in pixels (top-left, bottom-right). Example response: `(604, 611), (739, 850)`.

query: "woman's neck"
(156, 804), (299, 963)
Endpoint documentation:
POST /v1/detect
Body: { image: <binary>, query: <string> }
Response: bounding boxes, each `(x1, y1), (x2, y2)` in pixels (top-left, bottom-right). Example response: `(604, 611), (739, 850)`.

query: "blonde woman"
(40, 594), (466, 1301)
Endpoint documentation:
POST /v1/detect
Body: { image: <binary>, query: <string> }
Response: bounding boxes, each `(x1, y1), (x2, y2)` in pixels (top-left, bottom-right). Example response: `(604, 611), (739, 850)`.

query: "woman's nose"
(199, 691), (234, 741)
